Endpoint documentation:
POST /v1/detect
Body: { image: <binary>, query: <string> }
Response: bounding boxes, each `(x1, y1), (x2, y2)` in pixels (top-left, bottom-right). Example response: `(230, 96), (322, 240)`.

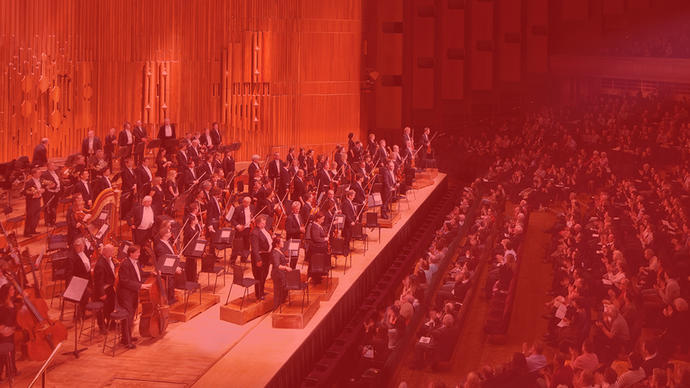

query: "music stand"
(134, 141), (146, 155)
(117, 240), (133, 260)
(157, 254), (180, 276)
(146, 139), (162, 149)
(287, 238), (301, 258)
(228, 142), (242, 152)
(184, 238), (207, 258)
(94, 223), (110, 241)
(62, 276), (89, 358)
(214, 228), (235, 245)
(333, 213), (345, 230)
(367, 192), (382, 208)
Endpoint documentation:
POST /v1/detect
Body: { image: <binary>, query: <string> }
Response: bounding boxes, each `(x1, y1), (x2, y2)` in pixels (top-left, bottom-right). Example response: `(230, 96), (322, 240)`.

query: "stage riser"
(220, 295), (275, 325)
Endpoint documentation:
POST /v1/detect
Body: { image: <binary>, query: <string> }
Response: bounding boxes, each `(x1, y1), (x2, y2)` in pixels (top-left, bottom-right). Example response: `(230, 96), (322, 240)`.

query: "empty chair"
(226, 264), (257, 308)
(282, 269), (309, 313)
(330, 238), (351, 274)
(199, 254), (226, 293)
(309, 252), (332, 287)
(365, 212), (381, 241)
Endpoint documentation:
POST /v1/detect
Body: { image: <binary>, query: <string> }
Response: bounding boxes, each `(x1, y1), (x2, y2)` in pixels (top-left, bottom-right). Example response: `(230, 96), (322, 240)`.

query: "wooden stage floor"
(11, 173), (446, 388)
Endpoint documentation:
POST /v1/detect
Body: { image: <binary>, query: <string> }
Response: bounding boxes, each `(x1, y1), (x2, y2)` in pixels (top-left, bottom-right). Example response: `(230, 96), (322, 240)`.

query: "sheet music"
(164, 257), (176, 267)
(221, 230), (231, 239)
(195, 242), (205, 251)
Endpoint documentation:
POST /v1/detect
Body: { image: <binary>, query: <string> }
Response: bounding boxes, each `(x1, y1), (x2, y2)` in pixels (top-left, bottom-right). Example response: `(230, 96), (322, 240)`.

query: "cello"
(4, 271), (68, 361)
(138, 266), (169, 338)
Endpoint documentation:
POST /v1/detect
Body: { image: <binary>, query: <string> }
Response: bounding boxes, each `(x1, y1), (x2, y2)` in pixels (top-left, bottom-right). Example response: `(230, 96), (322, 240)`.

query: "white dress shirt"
(164, 125), (172, 137)
(78, 251), (91, 272)
(129, 258), (141, 281)
(126, 130), (133, 145)
(260, 228), (273, 248)
(243, 207), (251, 227)
(138, 206), (155, 230)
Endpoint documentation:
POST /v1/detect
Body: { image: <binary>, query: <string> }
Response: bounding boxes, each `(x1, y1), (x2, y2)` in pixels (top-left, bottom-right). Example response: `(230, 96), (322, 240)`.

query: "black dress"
(271, 249), (289, 309)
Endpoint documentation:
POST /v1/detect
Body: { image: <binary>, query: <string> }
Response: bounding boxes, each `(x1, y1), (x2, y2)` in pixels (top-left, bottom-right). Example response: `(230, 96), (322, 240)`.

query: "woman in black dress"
(270, 237), (292, 309)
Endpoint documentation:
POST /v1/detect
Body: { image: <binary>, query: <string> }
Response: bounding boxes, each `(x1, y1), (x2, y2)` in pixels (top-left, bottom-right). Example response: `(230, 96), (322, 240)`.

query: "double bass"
(138, 267), (169, 338)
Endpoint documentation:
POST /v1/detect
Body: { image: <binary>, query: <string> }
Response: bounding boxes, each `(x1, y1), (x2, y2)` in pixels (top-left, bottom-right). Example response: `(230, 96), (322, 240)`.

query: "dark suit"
(133, 126), (147, 165)
(342, 198), (356, 250)
(176, 150), (189, 171)
(250, 227), (271, 298)
(181, 167), (198, 192)
(207, 196), (222, 224)
(92, 176), (112, 201)
(66, 206), (83, 244)
(118, 130), (135, 147)
(81, 137), (103, 157)
(120, 167), (137, 220)
(32, 144), (48, 167)
(300, 202), (313, 226)
(381, 168), (396, 218)
(291, 177), (306, 202)
(104, 134), (117, 163)
(23, 179), (42, 236)
(248, 162), (260, 186)
(157, 124), (176, 140)
(317, 169), (331, 192)
(128, 205), (155, 246)
(307, 222), (328, 283)
(210, 128), (222, 146)
(230, 205), (254, 263)
(117, 258), (144, 345)
(270, 249), (289, 308)
(196, 162), (214, 182)
(151, 186), (164, 216)
(222, 156), (235, 179)
(41, 170), (61, 226)
(285, 213), (303, 241)
(93, 256), (116, 329)
(267, 159), (282, 182)
(66, 250), (92, 314)
(199, 133), (215, 149)
(353, 181), (366, 205)
(135, 166), (153, 199)
(187, 147), (200, 164)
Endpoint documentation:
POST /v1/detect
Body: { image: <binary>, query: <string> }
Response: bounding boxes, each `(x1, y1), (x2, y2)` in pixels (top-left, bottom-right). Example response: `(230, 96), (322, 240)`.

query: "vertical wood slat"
(0, 0), (361, 162)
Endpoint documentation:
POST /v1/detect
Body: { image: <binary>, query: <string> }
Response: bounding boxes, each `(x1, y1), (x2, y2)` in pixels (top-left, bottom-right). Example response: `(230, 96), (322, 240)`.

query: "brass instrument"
(24, 185), (44, 199)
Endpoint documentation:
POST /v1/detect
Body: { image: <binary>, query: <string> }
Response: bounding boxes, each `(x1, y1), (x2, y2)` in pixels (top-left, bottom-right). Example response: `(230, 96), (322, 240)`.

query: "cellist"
(93, 244), (117, 334)
(117, 245), (151, 349)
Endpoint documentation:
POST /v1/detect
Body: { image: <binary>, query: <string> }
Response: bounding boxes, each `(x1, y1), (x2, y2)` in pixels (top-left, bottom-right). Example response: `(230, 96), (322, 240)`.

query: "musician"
(41, 161), (62, 227)
(188, 139), (201, 164)
(158, 117), (176, 141)
(375, 139), (389, 167)
(270, 237), (291, 309)
(278, 162), (290, 200)
(250, 214), (272, 300)
(104, 127), (118, 167)
(23, 168), (44, 237)
(256, 179), (273, 217)
(305, 149), (315, 176)
(156, 148), (172, 179)
(367, 133), (377, 157)
(117, 245), (151, 349)
(118, 121), (135, 158)
(206, 188), (223, 224)
(151, 177), (165, 216)
(402, 126), (412, 147)
(286, 201), (304, 241)
(307, 212), (328, 284)
(402, 140), (415, 168)
(222, 150), (235, 180)
(197, 155), (215, 182)
(350, 141), (364, 164)
(136, 158), (153, 199)
(286, 148), (295, 166)
(199, 127), (215, 150)
(92, 167), (113, 199)
(210, 122), (222, 146)
(164, 170), (179, 217)
(88, 149), (108, 173)
(248, 154), (261, 186)
(154, 228), (179, 303)
(129, 196), (156, 248)
(120, 157), (137, 220)
(322, 189), (338, 227)
(230, 196), (254, 265)
(353, 174), (366, 206)
(421, 127), (431, 160)
(0, 284), (17, 380)
(334, 145), (345, 171)
(381, 161), (398, 219)
(32, 138), (49, 167)
(182, 160), (199, 192)
(317, 161), (333, 194)
(81, 130), (103, 158)
(267, 152), (283, 183)
(342, 189), (357, 251)
(298, 148), (306, 170)
(133, 120), (148, 165)
(391, 145), (403, 170)
(288, 158), (300, 177)
(183, 204), (203, 281)
(177, 141), (190, 171)
(291, 170), (307, 202)
(93, 244), (116, 334)
(66, 238), (92, 312)
(301, 192), (314, 224)
(347, 133), (355, 155)
(66, 196), (87, 244)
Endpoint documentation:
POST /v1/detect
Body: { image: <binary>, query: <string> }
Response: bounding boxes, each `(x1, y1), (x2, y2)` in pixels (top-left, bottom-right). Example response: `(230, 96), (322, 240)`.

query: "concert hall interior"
(2, 0), (690, 387)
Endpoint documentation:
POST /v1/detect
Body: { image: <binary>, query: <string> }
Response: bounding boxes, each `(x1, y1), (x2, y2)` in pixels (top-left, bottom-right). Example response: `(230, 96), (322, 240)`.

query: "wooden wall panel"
(470, 0), (494, 90)
(0, 0), (361, 162)
(525, 0), (549, 74)
(375, 0), (404, 130)
(498, 0), (522, 82)
(441, 2), (465, 100)
(412, 1), (435, 109)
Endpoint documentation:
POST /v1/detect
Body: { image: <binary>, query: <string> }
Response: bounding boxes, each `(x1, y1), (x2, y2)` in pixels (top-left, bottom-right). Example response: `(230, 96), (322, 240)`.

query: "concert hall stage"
(13, 173), (446, 388)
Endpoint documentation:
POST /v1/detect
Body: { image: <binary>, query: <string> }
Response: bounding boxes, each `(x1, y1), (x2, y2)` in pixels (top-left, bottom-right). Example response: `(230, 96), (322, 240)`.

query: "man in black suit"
(120, 157), (137, 220)
(157, 118), (176, 141)
(154, 228), (177, 304)
(374, 139), (389, 167)
(291, 170), (306, 202)
(93, 244), (117, 333)
(128, 196), (156, 249)
(250, 215), (272, 300)
(176, 141), (190, 171)
(352, 174), (366, 206)
(41, 161), (62, 227)
(230, 196), (254, 265)
(342, 190), (357, 252)
(381, 161), (398, 219)
(92, 167), (113, 200)
(199, 127), (215, 150)
(222, 150), (235, 180)
(187, 139), (201, 164)
(300, 192), (314, 225)
(81, 130), (102, 158)
(104, 127), (118, 167)
(118, 122), (135, 162)
(402, 126), (412, 148)
(248, 155), (261, 186)
(366, 133), (377, 158)
(117, 245), (151, 348)
(23, 168), (44, 237)
(278, 163), (290, 199)
(267, 152), (283, 183)
(133, 120), (148, 166)
(210, 122), (222, 146)
(285, 201), (304, 241)
(316, 162), (333, 194)
(135, 158), (154, 200)
(196, 156), (215, 183)
(74, 169), (93, 208)
(66, 238), (92, 316)
(32, 138), (49, 167)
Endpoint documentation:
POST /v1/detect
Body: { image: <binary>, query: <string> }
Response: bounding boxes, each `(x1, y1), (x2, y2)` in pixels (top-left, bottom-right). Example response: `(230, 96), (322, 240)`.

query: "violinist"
(421, 127), (431, 161)
(381, 161), (398, 219)
(285, 201), (304, 241)
(41, 161), (61, 227)
(187, 139), (201, 164)
(267, 152), (283, 183)
(307, 212), (328, 285)
(317, 161), (334, 194)
(402, 140), (414, 167)
(75, 169), (93, 209)
(154, 227), (179, 303)
(199, 127), (215, 151)
(288, 158), (300, 177)
(117, 245), (151, 349)
(23, 167), (44, 237)
(291, 169), (307, 202)
(402, 126), (412, 147)
(120, 157), (137, 220)
(366, 133), (377, 157)
(66, 238), (92, 315)
(135, 157), (154, 200)
(197, 155), (216, 182)
(93, 166), (113, 200)
(352, 174), (366, 206)
(350, 141), (364, 164)
(81, 130), (103, 158)
(305, 149), (315, 176)
(93, 244), (116, 334)
(278, 162), (290, 199)
(177, 141), (190, 171)
(270, 237), (291, 310)
(391, 145), (403, 171)
(129, 196), (156, 248)
(322, 189), (338, 227)
(164, 170), (179, 217)
(151, 177), (165, 216)
(156, 148), (172, 179)
(66, 196), (87, 244)
(0, 284), (17, 380)
(133, 120), (148, 166)
(210, 122), (223, 147)
(182, 160), (200, 192)
(183, 204), (203, 281)
(298, 148), (306, 170)
(256, 178), (273, 215)
(250, 214), (272, 300)
(206, 188), (223, 225)
(222, 150), (235, 180)
(301, 192), (314, 224)
(229, 196), (254, 265)
(248, 154), (261, 184)
(118, 121), (135, 161)
(342, 190), (357, 253)
(375, 139), (389, 167)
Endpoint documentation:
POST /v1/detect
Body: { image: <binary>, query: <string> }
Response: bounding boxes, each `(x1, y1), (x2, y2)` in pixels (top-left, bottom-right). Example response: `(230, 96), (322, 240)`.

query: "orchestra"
(0, 120), (432, 377)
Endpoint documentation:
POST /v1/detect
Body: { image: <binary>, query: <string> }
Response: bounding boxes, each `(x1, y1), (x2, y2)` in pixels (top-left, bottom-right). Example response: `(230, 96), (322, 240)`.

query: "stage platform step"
(220, 293), (275, 325)
(170, 291), (220, 322)
(378, 212), (400, 228)
(271, 294), (321, 329)
(309, 277), (339, 302)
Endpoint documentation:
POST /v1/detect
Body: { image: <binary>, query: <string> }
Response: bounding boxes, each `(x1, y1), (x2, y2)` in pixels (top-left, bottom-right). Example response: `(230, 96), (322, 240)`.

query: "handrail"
(28, 343), (63, 388)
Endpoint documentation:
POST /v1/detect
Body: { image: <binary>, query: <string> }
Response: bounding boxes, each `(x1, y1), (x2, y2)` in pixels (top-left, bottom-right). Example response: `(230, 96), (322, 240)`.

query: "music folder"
(368, 192), (382, 207)
(214, 227), (235, 245)
(63, 276), (89, 303)
(157, 254), (180, 276)
(184, 238), (207, 257)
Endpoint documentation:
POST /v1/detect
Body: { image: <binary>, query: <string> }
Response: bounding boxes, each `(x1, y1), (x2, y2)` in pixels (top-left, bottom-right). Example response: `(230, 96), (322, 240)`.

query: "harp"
(86, 188), (119, 242)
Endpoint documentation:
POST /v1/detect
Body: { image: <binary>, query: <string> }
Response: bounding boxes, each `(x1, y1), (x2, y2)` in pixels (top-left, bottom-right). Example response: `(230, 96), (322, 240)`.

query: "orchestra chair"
(309, 253), (332, 288)
(351, 223), (368, 253)
(79, 301), (104, 344)
(330, 238), (351, 274)
(226, 264), (256, 308)
(281, 269), (309, 314)
(286, 238), (302, 270)
(200, 254), (226, 294)
(49, 250), (70, 306)
(365, 212), (381, 241)
(102, 309), (129, 356)
(175, 277), (202, 315)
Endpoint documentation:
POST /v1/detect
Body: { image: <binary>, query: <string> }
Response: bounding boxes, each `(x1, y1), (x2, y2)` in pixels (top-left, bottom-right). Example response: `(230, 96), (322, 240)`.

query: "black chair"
(330, 238), (351, 274)
(49, 250), (70, 306)
(351, 223), (368, 252)
(365, 212), (381, 241)
(79, 301), (104, 344)
(309, 252), (332, 287)
(175, 278), (202, 315)
(102, 309), (128, 356)
(226, 265), (256, 308)
(282, 269), (309, 313)
(286, 238), (302, 269)
(199, 254), (226, 293)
